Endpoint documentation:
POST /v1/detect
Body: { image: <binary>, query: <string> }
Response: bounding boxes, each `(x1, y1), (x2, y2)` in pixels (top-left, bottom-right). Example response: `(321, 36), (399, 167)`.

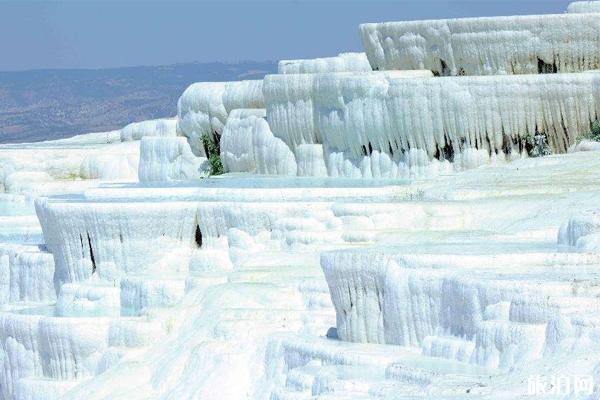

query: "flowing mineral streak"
(360, 13), (600, 75)
(278, 52), (372, 74)
(264, 71), (600, 177)
(567, 1), (600, 13)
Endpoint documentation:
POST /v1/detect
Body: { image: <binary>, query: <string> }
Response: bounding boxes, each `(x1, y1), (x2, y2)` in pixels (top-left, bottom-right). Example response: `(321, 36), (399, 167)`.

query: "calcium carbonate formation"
(0, 1), (599, 400)
(119, 118), (177, 142)
(177, 80), (264, 156)
(360, 13), (600, 75)
(567, 1), (600, 13)
(264, 71), (599, 177)
(278, 52), (372, 74)
(138, 136), (206, 182)
(220, 109), (297, 175)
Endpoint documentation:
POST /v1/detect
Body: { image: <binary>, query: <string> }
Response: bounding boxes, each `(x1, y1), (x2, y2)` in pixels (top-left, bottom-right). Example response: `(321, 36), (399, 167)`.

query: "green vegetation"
(591, 120), (600, 142)
(575, 120), (600, 144)
(525, 132), (552, 158)
(201, 133), (224, 176)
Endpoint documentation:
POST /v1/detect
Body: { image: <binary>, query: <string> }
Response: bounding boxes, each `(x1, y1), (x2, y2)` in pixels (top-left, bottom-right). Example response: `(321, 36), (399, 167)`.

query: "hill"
(0, 61), (277, 143)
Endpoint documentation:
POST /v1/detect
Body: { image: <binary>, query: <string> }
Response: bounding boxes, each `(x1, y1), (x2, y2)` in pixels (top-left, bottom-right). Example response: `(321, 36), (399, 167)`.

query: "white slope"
(278, 53), (372, 74)
(264, 71), (600, 178)
(570, 139), (600, 152)
(559, 212), (600, 252)
(0, 138), (139, 195)
(177, 80), (264, 157)
(0, 117), (178, 196)
(220, 109), (297, 175)
(0, 148), (590, 400)
(360, 13), (600, 75)
(567, 1), (600, 13)
(119, 118), (177, 142)
(2, 6), (600, 400)
(138, 137), (207, 182)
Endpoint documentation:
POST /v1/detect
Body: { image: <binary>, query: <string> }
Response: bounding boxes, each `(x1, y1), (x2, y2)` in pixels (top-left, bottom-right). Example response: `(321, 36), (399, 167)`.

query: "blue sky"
(0, 0), (574, 71)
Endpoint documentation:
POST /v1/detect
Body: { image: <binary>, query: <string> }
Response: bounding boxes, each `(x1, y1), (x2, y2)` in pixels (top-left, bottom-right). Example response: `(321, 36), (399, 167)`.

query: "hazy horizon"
(0, 0), (574, 72)
(0, 60), (279, 74)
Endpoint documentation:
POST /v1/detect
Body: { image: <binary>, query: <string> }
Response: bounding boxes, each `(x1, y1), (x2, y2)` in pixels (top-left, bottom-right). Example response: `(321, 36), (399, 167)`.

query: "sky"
(0, 0), (575, 71)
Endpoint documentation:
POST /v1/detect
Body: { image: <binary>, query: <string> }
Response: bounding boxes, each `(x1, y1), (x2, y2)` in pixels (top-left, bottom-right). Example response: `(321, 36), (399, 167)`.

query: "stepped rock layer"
(177, 80), (264, 157)
(264, 71), (600, 178)
(34, 179), (415, 293)
(46, 150), (600, 399)
(0, 138), (139, 195)
(0, 116), (183, 194)
(5, 2), (600, 399)
(34, 197), (198, 291)
(322, 245), (600, 370)
(567, 1), (600, 13)
(360, 13), (600, 75)
(278, 52), (372, 74)
(0, 244), (55, 304)
(558, 212), (600, 252)
(119, 118), (177, 142)
(138, 137), (206, 182)
(220, 109), (297, 175)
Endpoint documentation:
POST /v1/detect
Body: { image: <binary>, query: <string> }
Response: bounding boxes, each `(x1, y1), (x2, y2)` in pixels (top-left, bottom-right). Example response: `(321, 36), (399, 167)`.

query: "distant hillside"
(0, 61), (277, 143)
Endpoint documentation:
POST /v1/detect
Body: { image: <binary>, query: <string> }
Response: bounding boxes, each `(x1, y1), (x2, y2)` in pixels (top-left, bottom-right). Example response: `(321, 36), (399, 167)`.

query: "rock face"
(277, 52), (372, 74)
(176, 80), (265, 157)
(119, 118), (177, 142)
(220, 109), (297, 175)
(2, 1), (600, 400)
(567, 1), (600, 13)
(264, 71), (599, 177)
(138, 137), (206, 182)
(360, 13), (600, 75)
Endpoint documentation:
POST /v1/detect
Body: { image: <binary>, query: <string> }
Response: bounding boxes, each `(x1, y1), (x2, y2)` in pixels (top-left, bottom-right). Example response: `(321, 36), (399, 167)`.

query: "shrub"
(525, 132), (552, 158)
(201, 133), (224, 176)
(576, 120), (600, 143)
(591, 120), (600, 142)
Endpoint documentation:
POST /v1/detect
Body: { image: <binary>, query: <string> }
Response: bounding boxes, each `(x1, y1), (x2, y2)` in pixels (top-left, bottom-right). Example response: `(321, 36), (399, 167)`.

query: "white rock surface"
(360, 13), (600, 75)
(569, 139), (600, 152)
(56, 283), (120, 317)
(278, 52), (372, 74)
(138, 137), (207, 182)
(0, 140), (140, 195)
(567, 1), (600, 13)
(558, 212), (600, 252)
(177, 80), (264, 156)
(13, 150), (595, 399)
(119, 118), (177, 142)
(220, 109), (297, 175)
(265, 71), (599, 177)
(0, 244), (55, 304)
(3, 5), (600, 400)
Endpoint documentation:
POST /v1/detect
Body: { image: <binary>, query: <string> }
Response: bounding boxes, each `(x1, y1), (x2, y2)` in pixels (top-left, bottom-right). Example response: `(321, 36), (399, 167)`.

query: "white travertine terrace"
(31, 150), (600, 400)
(567, 1), (600, 13)
(264, 71), (600, 177)
(220, 109), (297, 175)
(0, 244), (55, 304)
(34, 196), (199, 290)
(177, 80), (264, 156)
(0, 117), (181, 195)
(119, 118), (177, 142)
(278, 52), (372, 74)
(322, 244), (600, 370)
(360, 13), (600, 75)
(138, 136), (206, 182)
(0, 136), (140, 195)
(3, 3), (600, 400)
(558, 212), (600, 252)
